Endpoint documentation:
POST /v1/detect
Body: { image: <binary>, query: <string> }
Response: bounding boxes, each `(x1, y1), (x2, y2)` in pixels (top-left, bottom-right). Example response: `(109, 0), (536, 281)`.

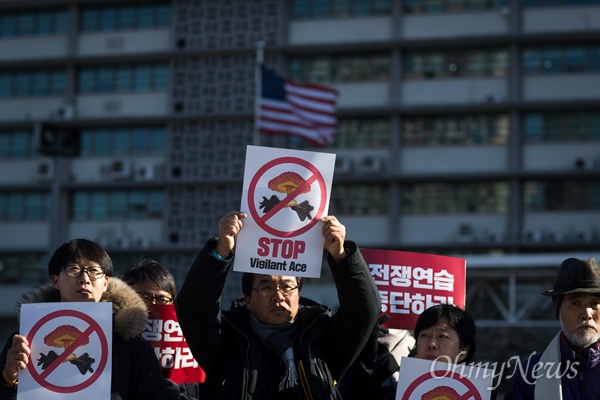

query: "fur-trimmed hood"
(17, 277), (148, 340)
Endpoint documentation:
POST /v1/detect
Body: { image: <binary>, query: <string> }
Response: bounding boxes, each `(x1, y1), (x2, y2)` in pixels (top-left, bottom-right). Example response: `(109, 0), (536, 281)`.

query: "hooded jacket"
(505, 333), (600, 400)
(0, 278), (181, 400)
(176, 238), (381, 400)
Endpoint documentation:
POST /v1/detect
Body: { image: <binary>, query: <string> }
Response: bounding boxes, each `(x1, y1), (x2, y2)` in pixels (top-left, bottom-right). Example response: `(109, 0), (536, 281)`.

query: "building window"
(330, 184), (389, 215)
(404, 48), (508, 79)
(403, 114), (509, 146)
(0, 192), (51, 221)
(524, 0), (599, 7)
(524, 111), (600, 143)
(0, 9), (68, 37)
(71, 190), (164, 220)
(404, 0), (508, 13)
(80, 3), (171, 32)
(291, 0), (391, 19)
(0, 69), (65, 98)
(402, 182), (509, 214)
(0, 254), (47, 284)
(78, 64), (169, 94)
(81, 126), (167, 156)
(0, 130), (34, 159)
(524, 180), (600, 211)
(289, 118), (391, 149)
(523, 44), (600, 75)
(290, 54), (390, 83)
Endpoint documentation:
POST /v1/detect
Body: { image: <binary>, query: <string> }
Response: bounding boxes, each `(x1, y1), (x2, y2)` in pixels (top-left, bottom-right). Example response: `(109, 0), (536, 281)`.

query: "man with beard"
(505, 257), (600, 400)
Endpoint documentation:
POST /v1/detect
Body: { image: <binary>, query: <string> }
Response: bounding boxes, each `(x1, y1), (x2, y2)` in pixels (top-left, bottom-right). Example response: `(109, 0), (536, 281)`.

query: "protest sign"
(142, 304), (205, 384)
(361, 248), (466, 330)
(396, 357), (494, 400)
(18, 302), (112, 400)
(234, 145), (335, 278)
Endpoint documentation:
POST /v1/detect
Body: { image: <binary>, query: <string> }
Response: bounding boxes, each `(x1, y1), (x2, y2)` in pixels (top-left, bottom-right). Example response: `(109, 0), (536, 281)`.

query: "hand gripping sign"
(235, 145), (335, 278)
(18, 302), (112, 400)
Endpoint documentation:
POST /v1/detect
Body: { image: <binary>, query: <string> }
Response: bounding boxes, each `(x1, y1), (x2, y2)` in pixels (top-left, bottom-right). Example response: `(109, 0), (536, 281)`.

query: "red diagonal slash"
(259, 173), (318, 223)
(39, 324), (95, 380)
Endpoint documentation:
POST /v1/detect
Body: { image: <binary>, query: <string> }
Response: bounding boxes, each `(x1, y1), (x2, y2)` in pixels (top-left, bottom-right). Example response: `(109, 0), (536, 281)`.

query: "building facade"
(1, 0), (599, 390)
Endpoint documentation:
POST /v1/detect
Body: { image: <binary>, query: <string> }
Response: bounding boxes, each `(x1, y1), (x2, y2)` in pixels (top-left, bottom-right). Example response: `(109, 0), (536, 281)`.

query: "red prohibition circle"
(26, 309), (109, 394)
(248, 156), (327, 238)
(401, 369), (482, 400)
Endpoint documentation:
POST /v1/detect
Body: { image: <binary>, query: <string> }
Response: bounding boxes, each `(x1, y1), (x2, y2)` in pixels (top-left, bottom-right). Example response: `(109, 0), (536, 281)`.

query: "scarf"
(535, 332), (562, 400)
(250, 313), (299, 392)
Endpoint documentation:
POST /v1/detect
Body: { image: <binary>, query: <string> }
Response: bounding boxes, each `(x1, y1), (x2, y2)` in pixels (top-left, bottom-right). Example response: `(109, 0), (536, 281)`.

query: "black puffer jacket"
(0, 278), (181, 400)
(176, 238), (381, 400)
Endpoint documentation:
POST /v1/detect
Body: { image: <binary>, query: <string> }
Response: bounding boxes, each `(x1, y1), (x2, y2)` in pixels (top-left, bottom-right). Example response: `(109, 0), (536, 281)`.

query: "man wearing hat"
(505, 257), (600, 400)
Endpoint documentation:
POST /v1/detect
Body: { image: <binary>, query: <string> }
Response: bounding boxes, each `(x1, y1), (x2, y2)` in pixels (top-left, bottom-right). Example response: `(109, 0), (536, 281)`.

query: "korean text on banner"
(361, 248), (466, 330)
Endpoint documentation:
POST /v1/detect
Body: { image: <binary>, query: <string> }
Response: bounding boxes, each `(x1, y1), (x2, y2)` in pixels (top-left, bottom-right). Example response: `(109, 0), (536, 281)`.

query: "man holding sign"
(176, 211), (381, 400)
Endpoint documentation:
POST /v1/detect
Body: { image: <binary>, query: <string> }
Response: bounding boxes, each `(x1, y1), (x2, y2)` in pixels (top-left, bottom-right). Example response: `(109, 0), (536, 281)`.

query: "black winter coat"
(176, 238), (381, 400)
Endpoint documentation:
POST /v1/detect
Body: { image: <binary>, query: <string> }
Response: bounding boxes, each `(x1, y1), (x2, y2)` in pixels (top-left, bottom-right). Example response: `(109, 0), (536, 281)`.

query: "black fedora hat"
(542, 257), (600, 296)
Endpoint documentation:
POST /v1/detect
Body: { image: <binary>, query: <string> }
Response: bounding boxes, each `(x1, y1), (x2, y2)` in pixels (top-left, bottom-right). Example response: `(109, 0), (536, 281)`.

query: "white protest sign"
(396, 357), (494, 400)
(18, 302), (112, 400)
(235, 145), (335, 278)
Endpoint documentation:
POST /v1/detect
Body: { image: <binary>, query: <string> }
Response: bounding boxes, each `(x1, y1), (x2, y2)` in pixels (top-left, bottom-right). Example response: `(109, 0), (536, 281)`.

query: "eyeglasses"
(140, 293), (173, 305)
(62, 264), (106, 280)
(252, 284), (299, 297)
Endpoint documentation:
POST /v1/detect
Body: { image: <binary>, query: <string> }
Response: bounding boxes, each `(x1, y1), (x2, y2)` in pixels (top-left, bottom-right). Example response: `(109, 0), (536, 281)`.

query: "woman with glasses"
(0, 239), (181, 400)
(176, 211), (381, 400)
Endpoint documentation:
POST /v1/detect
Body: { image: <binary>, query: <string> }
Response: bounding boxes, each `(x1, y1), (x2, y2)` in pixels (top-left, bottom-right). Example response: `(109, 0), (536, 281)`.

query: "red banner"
(142, 304), (206, 384)
(361, 248), (466, 330)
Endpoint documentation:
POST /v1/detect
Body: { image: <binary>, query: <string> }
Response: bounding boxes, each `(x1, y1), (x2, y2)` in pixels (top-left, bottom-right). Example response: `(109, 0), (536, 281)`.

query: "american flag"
(257, 65), (339, 146)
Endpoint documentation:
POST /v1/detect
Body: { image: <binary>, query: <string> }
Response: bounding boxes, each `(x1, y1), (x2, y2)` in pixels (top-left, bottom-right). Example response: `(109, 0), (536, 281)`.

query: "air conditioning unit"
(482, 229), (502, 243)
(573, 230), (590, 242)
(456, 223), (474, 243)
(113, 236), (130, 249)
(524, 229), (542, 242)
(358, 155), (384, 174)
(101, 159), (133, 181)
(134, 237), (152, 249)
(35, 160), (54, 182)
(55, 104), (75, 120)
(544, 229), (563, 242)
(486, 93), (502, 103)
(335, 156), (353, 174)
(134, 163), (155, 181)
(574, 157), (589, 170)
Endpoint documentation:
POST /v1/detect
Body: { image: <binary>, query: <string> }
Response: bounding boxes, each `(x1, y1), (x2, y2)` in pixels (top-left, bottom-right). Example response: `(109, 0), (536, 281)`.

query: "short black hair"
(48, 239), (113, 278)
(122, 258), (177, 298)
(241, 273), (303, 297)
(413, 304), (477, 364)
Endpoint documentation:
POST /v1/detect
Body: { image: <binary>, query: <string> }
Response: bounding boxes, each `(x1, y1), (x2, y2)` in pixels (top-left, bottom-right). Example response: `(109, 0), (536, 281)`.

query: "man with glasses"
(122, 258), (206, 399)
(0, 239), (181, 400)
(176, 211), (381, 400)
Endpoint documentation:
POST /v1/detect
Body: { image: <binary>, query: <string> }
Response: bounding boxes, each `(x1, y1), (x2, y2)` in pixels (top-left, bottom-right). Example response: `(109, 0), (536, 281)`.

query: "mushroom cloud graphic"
(259, 171), (315, 221)
(37, 324), (96, 375)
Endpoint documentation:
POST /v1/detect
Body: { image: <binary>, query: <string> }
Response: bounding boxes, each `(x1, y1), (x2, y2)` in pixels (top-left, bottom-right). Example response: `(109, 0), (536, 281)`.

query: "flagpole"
(253, 40), (265, 146)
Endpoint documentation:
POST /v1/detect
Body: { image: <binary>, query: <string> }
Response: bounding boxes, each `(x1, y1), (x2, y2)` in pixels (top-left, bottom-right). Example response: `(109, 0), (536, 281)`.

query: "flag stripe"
(258, 65), (338, 146)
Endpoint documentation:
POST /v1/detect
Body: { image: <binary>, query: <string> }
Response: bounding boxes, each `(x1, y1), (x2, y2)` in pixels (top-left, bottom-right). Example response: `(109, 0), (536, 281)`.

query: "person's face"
(559, 292), (600, 352)
(244, 275), (300, 325)
(416, 317), (469, 364)
(132, 281), (174, 306)
(51, 259), (108, 302)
